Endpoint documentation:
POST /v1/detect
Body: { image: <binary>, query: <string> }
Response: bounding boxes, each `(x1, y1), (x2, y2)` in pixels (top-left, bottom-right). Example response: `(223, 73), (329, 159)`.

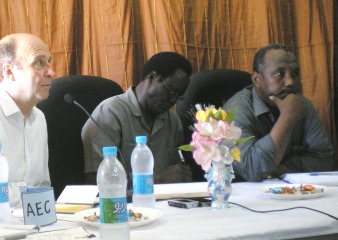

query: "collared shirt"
(223, 85), (334, 181)
(0, 86), (50, 206)
(82, 87), (184, 178)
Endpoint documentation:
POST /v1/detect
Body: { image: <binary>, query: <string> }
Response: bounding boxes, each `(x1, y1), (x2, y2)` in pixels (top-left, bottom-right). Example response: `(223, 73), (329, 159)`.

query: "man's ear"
(2, 64), (15, 81)
(252, 72), (262, 88)
(147, 71), (157, 83)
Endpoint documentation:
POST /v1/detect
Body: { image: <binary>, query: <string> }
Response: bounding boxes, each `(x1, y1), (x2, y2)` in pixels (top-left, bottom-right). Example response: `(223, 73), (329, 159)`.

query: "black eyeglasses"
(159, 75), (179, 98)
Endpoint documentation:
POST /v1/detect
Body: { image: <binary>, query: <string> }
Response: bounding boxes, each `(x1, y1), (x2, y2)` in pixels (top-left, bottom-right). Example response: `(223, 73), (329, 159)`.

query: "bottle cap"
(135, 136), (147, 144)
(102, 146), (117, 157)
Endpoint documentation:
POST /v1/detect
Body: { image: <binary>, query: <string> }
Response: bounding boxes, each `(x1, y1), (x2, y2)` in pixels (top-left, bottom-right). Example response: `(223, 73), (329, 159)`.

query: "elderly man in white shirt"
(0, 33), (55, 206)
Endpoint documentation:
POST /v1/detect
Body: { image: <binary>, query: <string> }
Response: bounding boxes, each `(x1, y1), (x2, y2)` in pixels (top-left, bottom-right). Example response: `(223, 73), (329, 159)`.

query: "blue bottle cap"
(102, 146), (117, 157)
(135, 136), (147, 144)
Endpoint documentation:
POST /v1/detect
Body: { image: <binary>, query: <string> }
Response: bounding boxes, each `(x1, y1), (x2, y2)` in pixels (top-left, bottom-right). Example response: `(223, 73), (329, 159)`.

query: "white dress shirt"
(0, 86), (50, 207)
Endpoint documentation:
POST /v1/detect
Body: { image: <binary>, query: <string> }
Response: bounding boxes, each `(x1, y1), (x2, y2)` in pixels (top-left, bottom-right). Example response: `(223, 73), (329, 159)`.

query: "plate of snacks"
(258, 184), (327, 200)
(73, 207), (163, 228)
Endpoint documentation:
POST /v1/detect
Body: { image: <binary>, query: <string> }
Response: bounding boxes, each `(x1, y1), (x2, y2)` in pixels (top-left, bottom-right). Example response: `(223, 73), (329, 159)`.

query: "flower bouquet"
(179, 104), (252, 209)
(179, 104), (250, 172)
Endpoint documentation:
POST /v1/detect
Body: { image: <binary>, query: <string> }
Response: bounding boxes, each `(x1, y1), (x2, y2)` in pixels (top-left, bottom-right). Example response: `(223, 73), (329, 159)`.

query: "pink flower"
(190, 132), (228, 171)
(178, 104), (252, 173)
(225, 123), (242, 140)
(190, 133), (217, 170)
(194, 118), (242, 141)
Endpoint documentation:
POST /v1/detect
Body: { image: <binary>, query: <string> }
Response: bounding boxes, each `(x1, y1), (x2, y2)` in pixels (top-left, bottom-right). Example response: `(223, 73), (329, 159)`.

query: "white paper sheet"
(0, 224), (39, 238)
(154, 182), (208, 199)
(25, 227), (95, 239)
(56, 185), (98, 205)
(281, 172), (338, 186)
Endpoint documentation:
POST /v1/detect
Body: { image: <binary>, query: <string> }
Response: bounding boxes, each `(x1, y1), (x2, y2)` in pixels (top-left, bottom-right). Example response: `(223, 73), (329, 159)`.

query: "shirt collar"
(126, 86), (169, 120)
(0, 85), (37, 120)
(0, 85), (21, 117)
(126, 86), (142, 116)
(252, 87), (270, 117)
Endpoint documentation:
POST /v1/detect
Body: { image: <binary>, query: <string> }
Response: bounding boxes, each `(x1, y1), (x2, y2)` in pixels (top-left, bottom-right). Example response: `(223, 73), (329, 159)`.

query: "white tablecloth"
(3, 180), (338, 239)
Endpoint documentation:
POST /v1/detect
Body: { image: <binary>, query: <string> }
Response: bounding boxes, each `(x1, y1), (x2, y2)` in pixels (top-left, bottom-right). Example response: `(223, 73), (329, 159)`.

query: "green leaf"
(213, 108), (223, 120)
(236, 136), (255, 146)
(178, 144), (195, 152)
(226, 108), (237, 123)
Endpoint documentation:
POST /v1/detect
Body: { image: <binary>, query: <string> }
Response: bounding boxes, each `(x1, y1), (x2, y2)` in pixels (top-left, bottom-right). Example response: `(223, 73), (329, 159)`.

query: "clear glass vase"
(205, 161), (233, 210)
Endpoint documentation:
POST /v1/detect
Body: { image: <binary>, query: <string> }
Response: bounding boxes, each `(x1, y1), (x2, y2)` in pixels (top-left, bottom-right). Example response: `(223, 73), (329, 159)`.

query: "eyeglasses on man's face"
(159, 75), (182, 100)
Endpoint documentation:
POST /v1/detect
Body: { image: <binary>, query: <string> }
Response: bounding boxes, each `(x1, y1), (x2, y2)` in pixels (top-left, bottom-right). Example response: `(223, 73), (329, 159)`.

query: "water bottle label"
(99, 197), (128, 223)
(132, 174), (154, 194)
(0, 182), (8, 203)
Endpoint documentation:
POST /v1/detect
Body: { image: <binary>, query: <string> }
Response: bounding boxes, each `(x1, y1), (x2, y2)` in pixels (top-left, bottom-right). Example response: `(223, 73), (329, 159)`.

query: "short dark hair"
(0, 38), (18, 80)
(253, 44), (291, 74)
(141, 52), (192, 80)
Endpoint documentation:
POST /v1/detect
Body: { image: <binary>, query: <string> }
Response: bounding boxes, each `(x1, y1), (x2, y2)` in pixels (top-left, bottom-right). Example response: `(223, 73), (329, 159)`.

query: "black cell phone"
(190, 197), (212, 207)
(168, 197), (212, 208)
(168, 198), (199, 209)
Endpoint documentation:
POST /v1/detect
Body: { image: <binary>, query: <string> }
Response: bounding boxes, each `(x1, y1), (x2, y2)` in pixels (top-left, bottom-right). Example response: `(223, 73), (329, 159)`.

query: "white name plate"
(21, 187), (56, 226)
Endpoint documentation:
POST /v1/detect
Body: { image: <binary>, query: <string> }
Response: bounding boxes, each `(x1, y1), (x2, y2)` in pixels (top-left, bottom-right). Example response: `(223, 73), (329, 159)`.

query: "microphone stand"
(65, 94), (133, 197)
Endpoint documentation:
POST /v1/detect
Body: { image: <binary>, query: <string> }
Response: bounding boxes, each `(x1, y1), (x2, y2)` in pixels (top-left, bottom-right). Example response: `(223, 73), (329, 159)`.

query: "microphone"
(64, 93), (132, 195)
(64, 94), (112, 145)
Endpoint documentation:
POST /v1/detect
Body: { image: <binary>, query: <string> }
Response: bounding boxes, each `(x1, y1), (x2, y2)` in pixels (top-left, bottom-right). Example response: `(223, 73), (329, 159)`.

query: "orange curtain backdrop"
(0, 0), (337, 166)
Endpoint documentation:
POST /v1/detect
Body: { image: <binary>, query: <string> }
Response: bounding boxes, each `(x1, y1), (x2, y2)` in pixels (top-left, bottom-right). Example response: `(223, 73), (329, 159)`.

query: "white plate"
(73, 207), (163, 228)
(258, 184), (327, 200)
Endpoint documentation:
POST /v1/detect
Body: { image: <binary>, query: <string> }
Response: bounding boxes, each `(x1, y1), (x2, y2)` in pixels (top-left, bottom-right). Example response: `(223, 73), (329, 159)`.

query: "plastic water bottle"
(0, 143), (10, 223)
(131, 136), (155, 208)
(97, 146), (130, 240)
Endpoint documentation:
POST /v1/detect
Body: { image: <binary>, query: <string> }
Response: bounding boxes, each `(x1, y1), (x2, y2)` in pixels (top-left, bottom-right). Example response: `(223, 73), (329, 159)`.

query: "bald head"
(0, 33), (50, 80)
(0, 33), (54, 113)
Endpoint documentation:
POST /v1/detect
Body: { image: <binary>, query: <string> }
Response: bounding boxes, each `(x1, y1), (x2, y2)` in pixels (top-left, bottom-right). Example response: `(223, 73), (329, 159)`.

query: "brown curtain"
(1, 0), (337, 168)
